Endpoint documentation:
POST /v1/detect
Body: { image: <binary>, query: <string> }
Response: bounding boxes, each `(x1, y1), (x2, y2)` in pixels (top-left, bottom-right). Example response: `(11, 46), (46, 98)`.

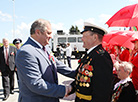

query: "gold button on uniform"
(77, 89), (79, 91)
(89, 72), (93, 77)
(86, 83), (90, 87)
(79, 82), (82, 87)
(83, 83), (86, 87)
(84, 76), (88, 80)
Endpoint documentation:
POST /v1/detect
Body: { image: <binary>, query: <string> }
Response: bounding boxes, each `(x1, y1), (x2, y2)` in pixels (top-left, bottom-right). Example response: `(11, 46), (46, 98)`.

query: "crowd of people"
(103, 36), (138, 101)
(0, 38), (22, 101)
(0, 18), (138, 102)
(56, 42), (72, 68)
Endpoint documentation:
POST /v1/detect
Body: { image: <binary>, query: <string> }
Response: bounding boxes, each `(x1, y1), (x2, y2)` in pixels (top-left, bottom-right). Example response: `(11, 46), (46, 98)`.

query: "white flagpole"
(12, 0), (15, 39)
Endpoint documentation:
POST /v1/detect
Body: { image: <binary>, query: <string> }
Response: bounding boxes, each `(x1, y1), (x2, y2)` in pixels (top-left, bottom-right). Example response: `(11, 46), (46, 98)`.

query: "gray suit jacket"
(0, 46), (17, 72)
(15, 37), (75, 102)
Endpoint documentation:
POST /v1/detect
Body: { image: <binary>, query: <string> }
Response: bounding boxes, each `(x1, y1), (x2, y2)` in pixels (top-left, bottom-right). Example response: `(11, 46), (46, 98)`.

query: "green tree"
(75, 26), (80, 34)
(69, 25), (80, 34)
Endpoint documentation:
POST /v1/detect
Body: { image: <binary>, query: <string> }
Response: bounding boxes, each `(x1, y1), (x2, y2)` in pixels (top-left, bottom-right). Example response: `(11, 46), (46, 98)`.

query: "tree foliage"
(69, 25), (80, 34)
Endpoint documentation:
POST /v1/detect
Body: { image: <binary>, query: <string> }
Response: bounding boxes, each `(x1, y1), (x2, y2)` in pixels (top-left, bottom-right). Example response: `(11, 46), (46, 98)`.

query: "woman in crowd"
(111, 61), (136, 102)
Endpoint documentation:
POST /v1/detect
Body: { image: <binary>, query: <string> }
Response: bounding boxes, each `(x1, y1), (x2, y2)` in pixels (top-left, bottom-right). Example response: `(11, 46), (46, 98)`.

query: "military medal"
(83, 70), (88, 75)
(82, 69), (85, 75)
(83, 64), (87, 69)
(82, 83), (86, 87)
(88, 65), (93, 71)
(78, 68), (81, 73)
(84, 76), (88, 81)
(76, 73), (80, 80)
(87, 58), (92, 65)
(89, 72), (93, 77)
(86, 83), (90, 87)
(87, 77), (90, 82)
(80, 77), (83, 82)
(79, 82), (82, 86)
(82, 68), (85, 72)
(80, 75), (84, 82)
(82, 75), (85, 82)
(76, 81), (78, 85)
(80, 63), (83, 68)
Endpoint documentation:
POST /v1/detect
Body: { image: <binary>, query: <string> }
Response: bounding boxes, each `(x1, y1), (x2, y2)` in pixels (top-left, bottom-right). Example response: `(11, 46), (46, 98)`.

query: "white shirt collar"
(114, 77), (131, 90)
(87, 45), (98, 54)
(4, 46), (9, 49)
(30, 37), (43, 49)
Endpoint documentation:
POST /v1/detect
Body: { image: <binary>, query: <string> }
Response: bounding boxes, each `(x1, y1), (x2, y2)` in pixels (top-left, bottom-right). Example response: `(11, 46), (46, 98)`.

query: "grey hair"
(2, 38), (9, 42)
(114, 61), (133, 75)
(121, 61), (133, 74)
(30, 19), (50, 35)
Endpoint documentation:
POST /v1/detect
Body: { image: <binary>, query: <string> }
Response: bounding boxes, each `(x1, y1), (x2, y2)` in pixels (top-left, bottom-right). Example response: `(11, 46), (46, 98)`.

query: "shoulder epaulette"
(96, 49), (105, 55)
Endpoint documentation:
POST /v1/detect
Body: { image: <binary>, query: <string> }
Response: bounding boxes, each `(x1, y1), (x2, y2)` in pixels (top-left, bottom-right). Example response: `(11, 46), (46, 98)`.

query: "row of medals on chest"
(76, 57), (93, 88)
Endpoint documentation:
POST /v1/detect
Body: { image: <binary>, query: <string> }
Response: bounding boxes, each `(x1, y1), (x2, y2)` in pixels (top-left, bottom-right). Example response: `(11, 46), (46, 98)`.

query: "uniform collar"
(87, 45), (98, 54)
(114, 77), (131, 90)
(4, 46), (9, 49)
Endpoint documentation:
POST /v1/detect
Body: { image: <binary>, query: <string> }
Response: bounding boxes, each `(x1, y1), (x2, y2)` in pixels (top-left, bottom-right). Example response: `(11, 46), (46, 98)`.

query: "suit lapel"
(35, 48), (51, 65)
(26, 38), (51, 64)
(45, 46), (57, 67)
(8, 46), (12, 56)
(1, 46), (5, 62)
(45, 45), (58, 83)
(26, 38), (58, 83)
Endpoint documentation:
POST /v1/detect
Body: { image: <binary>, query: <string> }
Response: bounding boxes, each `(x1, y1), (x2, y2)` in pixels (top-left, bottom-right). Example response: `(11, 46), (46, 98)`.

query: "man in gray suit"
(15, 19), (75, 102)
(0, 38), (17, 101)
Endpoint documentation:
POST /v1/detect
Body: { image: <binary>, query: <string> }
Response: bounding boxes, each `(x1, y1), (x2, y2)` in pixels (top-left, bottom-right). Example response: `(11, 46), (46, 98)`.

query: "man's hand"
(65, 85), (72, 97)
(15, 68), (17, 71)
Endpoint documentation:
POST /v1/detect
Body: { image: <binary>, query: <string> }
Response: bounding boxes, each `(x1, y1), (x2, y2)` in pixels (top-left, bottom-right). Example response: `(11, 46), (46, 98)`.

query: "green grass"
(0, 43), (15, 47)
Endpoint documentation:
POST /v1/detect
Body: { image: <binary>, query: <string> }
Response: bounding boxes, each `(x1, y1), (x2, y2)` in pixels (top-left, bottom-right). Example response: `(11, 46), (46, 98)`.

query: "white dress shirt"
(87, 45), (98, 54)
(114, 77), (132, 90)
(66, 46), (72, 57)
(4, 46), (9, 63)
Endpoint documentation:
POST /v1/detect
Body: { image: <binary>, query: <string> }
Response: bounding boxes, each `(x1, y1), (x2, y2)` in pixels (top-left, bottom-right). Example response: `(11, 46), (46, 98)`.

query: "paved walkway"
(0, 59), (78, 102)
(0, 74), (19, 102)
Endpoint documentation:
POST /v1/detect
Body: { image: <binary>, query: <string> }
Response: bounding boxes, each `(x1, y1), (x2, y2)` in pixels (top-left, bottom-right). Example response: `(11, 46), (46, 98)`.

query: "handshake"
(65, 85), (73, 97)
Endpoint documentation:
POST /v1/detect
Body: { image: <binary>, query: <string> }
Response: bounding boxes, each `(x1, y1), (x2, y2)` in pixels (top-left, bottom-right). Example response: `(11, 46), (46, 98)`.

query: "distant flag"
(134, 26), (137, 31)
(129, 27), (131, 31)
(135, 26), (138, 31)
(129, 26), (137, 31)
(131, 26), (134, 31)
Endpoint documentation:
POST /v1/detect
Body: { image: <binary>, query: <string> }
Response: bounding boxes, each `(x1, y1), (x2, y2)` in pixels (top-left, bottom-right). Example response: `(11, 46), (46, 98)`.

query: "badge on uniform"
(96, 48), (105, 56)
(86, 83), (90, 87)
(76, 57), (94, 88)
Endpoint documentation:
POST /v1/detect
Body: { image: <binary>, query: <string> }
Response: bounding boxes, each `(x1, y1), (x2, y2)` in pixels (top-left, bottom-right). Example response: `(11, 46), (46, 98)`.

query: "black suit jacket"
(0, 46), (17, 72)
(71, 44), (113, 102)
(112, 81), (136, 102)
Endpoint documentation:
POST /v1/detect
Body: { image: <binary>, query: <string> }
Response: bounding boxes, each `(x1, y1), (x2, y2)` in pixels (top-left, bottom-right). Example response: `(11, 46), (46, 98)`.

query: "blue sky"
(0, 0), (138, 43)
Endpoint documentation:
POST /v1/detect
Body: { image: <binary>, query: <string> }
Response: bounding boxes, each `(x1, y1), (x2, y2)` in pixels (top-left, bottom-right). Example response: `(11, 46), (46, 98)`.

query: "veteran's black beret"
(13, 38), (22, 45)
(81, 22), (107, 35)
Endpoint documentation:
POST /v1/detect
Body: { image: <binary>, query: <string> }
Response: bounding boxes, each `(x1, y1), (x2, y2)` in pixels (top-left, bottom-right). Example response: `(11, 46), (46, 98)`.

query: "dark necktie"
(42, 46), (49, 58)
(6, 47), (9, 65)
(42, 46), (46, 52)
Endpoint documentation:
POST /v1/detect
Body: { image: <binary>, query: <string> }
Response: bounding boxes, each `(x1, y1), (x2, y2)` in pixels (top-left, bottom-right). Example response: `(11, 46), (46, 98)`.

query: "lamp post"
(12, 0), (15, 39)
